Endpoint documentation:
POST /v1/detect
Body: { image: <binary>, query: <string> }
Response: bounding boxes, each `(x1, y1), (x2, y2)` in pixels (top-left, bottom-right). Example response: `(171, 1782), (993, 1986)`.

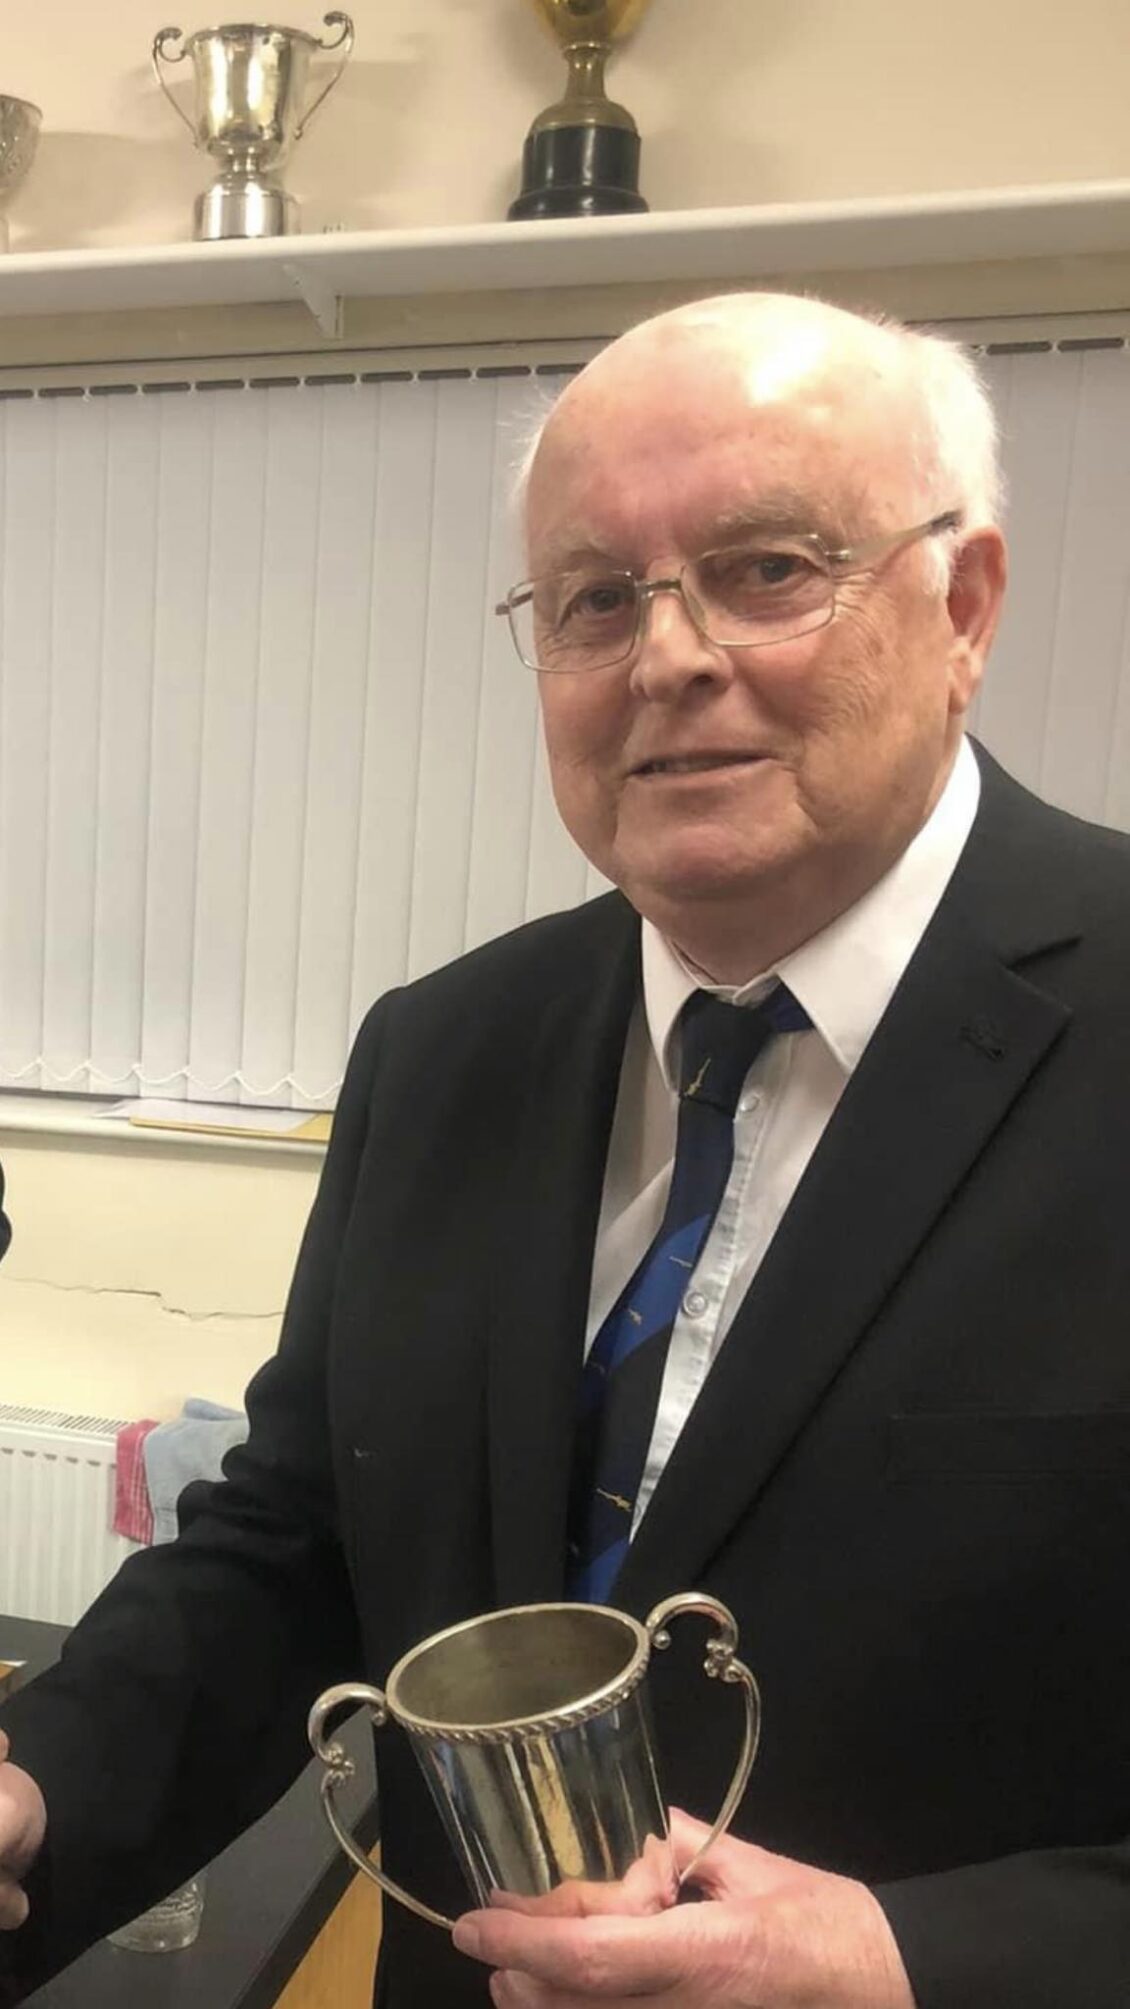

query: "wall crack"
(11, 1275), (282, 1325)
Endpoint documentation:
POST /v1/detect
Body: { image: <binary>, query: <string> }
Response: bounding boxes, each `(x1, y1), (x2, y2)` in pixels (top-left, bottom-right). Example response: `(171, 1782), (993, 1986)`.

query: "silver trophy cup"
(0, 97), (41, 252)
(308, 1592), (760, 1930)
(152, 14), (354, 240)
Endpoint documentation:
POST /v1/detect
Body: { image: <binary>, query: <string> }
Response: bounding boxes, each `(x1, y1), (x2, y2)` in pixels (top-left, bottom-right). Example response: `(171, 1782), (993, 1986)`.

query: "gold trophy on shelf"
(509, 0), (654, 221)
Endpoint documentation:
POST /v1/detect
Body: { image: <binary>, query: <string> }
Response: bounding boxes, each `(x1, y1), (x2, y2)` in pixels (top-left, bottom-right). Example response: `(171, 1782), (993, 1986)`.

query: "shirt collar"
(643, 736), (981, 1090)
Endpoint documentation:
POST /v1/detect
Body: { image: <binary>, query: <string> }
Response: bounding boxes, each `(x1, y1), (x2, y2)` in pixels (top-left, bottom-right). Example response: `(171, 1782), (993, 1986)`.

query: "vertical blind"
(0, 337), (1126, 1106)
(971, 342), (1130, 832)
(0, 370), (607, 1105)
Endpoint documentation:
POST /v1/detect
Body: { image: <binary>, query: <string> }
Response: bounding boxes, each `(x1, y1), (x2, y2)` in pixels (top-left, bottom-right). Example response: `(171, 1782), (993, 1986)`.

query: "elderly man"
(2, 292), (1129, 2009)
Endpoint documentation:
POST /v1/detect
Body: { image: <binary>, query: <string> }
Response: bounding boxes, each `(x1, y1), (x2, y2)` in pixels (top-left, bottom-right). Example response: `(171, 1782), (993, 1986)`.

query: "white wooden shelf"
(0, 181), (1127, 337)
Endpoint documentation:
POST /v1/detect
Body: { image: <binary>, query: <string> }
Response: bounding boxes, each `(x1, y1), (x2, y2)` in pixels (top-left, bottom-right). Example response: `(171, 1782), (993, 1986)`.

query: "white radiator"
(0, 1406), (142, 1624)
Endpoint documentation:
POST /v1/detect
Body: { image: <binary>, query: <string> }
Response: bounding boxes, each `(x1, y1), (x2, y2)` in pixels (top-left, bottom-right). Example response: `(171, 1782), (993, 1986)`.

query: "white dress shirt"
(584, 737), (982, 1536)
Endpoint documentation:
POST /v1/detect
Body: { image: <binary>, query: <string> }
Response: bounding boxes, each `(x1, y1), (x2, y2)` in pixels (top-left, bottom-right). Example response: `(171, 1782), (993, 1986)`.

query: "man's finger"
(668, 1808), (797, 1904)
(491, 1973), (637, 2009)
(490, 1968), (718, 2009)
(486, 1836), (676, 1922)
(667, 1809), (712, 1858)
(0, 1880), (29, 1931)
(489, 1975), (539, 2008)
(487, 1881), (636, 1920)
(454, 1901), (701, 1993)
(667, 1807), (752, 1899)
(0, 1733), (9, 1765)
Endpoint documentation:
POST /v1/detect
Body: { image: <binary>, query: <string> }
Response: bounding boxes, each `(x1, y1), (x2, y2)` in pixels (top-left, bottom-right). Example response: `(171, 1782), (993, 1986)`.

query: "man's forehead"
(550, 308), (894, 428)
(526, 384), (878, 560)
(526, 483), (861, 569)
(551, 342), (852, 452)
(532, 335), (897, 484)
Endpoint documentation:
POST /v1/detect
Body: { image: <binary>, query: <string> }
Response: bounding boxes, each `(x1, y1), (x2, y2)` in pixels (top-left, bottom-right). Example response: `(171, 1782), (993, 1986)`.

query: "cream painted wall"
(0, 1128), (320, 1416)
(3, 0), (1128, 252)
(1, 0), (1127, 1424)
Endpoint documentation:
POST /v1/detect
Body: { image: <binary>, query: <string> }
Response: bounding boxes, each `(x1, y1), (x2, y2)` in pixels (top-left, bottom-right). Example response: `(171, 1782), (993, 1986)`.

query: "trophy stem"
(561, 43), (610, 106)
(508, 38), (647, 222)
(195, 171), (297, 243)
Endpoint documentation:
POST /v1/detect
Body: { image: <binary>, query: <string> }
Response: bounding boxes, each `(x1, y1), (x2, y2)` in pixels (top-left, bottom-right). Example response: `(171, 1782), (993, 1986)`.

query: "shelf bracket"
(282, 260), (343, 341)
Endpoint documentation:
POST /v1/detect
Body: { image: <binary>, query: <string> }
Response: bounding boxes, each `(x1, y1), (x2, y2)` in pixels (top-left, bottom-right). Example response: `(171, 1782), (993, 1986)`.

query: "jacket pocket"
(887, 1409), (1130, 1481)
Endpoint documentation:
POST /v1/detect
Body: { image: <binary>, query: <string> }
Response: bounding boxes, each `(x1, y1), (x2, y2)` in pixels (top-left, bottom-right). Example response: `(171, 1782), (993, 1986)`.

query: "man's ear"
(946, 526), (1007, 715)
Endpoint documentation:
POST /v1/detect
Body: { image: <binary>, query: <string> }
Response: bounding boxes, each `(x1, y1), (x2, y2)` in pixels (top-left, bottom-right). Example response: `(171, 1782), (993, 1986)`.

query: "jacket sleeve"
(876, 1837), (1130, 2007)
(0, 1000), (389, 1999)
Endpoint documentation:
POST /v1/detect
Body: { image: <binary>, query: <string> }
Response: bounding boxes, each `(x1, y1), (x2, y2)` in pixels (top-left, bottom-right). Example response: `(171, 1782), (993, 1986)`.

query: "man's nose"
(628, 579), (732, 699)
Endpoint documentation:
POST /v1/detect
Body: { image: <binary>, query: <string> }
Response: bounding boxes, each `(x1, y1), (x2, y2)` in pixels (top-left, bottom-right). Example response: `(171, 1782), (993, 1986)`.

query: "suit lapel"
(617, 755), (1079, 1612)
(487, 896), (640, 1608)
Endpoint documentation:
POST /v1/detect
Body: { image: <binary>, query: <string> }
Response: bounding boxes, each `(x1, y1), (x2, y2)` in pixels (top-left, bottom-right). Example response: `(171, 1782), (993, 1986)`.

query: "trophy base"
(508, 124), (647, 221)
(195, 176), (298, 242)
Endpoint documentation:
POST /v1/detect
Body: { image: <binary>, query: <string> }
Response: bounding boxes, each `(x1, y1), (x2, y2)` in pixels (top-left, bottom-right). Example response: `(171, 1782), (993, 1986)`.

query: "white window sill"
(0, 1093), (329, 1159)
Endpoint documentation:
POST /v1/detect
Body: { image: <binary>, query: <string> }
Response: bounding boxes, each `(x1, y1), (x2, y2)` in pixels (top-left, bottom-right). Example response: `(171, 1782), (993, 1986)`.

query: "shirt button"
(682, 1289), (708, 1319)
(739, 1090), (762, 1114)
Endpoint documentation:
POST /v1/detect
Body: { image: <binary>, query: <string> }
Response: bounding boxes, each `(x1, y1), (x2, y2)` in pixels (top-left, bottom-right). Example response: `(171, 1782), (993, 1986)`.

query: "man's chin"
(617, 845), (788, 915)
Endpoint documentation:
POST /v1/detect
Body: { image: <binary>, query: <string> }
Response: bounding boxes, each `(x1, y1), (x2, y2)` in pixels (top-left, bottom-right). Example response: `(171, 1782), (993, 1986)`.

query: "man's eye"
(753, 551), (807, 587)
(561, 580), (635, 626)
(708, 548), (813, 594)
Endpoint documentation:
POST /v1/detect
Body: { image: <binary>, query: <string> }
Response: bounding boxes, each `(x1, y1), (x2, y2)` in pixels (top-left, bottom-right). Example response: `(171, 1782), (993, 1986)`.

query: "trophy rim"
(384, 1601), (652, 1744)
(0, 97), (42, 123)
(524, 0), (654, 45)
(181, 21), (324, 52)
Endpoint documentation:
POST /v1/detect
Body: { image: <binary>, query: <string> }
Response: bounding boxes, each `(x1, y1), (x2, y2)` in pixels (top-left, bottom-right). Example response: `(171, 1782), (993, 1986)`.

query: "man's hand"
(0, 1731), (47, 1931)
(452, 1809), (916, 2008)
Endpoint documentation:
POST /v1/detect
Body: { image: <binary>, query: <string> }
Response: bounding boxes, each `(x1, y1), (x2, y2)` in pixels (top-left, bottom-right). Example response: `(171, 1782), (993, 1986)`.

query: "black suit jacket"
(3, 748), (1130, 2008)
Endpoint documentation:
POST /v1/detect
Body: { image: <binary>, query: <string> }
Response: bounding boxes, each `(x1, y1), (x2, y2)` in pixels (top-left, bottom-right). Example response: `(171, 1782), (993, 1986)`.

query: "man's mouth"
(632, 752), (764, 778)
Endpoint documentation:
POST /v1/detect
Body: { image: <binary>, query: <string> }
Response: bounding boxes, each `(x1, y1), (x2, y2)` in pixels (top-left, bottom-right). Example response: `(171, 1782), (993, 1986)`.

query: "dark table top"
(2, 1617), (378, 2009)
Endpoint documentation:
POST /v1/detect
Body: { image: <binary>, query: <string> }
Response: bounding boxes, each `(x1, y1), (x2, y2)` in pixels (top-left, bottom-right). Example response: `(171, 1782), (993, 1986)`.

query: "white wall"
(4, 0), (1129, 251)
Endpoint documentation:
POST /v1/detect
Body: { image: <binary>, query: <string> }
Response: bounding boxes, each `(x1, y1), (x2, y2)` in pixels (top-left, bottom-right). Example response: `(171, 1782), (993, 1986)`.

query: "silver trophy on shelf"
(0, 96), (41, 252)
(152, 14), (354, 241)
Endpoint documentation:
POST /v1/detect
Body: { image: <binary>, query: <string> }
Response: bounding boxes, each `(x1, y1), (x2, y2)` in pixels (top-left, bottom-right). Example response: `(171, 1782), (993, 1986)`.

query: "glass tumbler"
(108, 1871), (206, 1952)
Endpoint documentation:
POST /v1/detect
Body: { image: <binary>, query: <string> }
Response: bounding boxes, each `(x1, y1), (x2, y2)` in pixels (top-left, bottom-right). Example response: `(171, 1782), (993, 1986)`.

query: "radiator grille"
(0, 1406), (141, 1624)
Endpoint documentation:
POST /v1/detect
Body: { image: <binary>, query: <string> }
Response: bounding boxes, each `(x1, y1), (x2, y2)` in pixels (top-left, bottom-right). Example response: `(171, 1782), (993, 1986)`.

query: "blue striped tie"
(566, 984), (811, 1603)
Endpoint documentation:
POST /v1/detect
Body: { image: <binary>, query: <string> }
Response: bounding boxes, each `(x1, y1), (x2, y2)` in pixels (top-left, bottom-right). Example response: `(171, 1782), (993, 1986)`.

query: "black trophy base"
(508, 122), (648, 221)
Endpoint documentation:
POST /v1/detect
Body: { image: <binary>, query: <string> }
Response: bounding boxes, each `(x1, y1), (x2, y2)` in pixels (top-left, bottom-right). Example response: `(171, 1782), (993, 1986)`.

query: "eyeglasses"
(496, 510), (962, 673)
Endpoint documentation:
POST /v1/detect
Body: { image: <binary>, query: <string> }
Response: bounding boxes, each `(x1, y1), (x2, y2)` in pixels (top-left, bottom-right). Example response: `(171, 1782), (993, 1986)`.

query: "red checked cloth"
(113, 1419), (159, 1544)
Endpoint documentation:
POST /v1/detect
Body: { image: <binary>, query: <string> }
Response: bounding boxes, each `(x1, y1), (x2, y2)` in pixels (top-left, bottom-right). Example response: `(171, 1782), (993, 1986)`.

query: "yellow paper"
(120, 1101), (333, 1144)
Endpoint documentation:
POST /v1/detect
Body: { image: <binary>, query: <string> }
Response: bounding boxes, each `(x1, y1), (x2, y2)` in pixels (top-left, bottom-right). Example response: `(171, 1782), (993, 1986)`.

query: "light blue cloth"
(142, 1397), (248, 1545)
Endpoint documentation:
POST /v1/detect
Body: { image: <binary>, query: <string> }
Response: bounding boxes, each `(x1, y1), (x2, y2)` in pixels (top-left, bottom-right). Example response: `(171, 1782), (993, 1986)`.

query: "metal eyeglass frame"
(495, 508), (963, 672)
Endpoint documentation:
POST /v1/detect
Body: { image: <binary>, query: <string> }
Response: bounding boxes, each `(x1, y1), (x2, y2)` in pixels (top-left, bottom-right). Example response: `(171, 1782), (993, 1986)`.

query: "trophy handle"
(295, 12), (355, 140)
(645, 1591), (761, 1888)
(307, 1681), (457, 1932)
(151, 28), (196, 137)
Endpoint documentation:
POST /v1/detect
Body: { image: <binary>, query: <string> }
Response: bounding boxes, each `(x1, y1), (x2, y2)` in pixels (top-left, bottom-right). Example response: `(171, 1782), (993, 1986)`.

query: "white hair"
(890, 318), (1003, 591)
(509, 385), (562, 510)
(510, 294), (1004, 595)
